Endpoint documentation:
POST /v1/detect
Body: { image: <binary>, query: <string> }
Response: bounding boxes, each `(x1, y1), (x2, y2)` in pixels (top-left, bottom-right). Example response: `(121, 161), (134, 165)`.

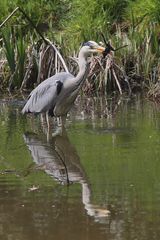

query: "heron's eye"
(89, 45), (94, 49)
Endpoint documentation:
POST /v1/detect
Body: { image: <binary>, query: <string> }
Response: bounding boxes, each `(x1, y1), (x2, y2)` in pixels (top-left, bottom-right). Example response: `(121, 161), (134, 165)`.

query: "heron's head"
(80, 41), (105, 57)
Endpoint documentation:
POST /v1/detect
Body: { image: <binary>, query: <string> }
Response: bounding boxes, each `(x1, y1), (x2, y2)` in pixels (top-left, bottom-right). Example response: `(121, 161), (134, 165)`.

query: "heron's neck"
(76, 51), (90, 86)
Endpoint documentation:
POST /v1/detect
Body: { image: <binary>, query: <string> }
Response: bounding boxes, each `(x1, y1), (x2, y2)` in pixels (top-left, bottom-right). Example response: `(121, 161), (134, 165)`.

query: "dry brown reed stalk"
(37, 40), (69, 83)
(0, 59), (7, 87)
(148, 81), (160, 103)
(83, 53), (130, 96)
(20, 45), (38, 90)
(147, 60), (160, 103)
(20, 40), (69, 90)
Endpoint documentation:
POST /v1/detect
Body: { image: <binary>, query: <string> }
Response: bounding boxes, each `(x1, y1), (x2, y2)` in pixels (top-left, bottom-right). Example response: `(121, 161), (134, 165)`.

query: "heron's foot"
(55, 116), (66, 127)
(56, 117), (62, 127)
(52, 126), (63, 137)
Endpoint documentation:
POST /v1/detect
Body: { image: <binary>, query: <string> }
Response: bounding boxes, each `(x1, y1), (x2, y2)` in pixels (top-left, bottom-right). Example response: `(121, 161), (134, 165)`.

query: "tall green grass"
(2, 28), (26, 89)
(2, 29), (16, 74)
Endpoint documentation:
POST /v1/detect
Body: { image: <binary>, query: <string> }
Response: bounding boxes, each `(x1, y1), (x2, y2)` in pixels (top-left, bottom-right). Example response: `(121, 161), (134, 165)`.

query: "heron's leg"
(56, 116), (66, 127)
(40, 113), (49, 136)
(46, 113), (54, 141)
(47, 128), (52, 142)
(57, 117), (61, 126)
(46, 112), (50, 130)
(52, 116), (66, 137)
(40, 113), (47, 126)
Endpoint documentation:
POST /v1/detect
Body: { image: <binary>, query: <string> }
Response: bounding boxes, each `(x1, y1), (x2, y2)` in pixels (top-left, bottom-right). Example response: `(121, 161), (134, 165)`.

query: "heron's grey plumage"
(22, 41), (105, 119)
(22, 72), (73, 115)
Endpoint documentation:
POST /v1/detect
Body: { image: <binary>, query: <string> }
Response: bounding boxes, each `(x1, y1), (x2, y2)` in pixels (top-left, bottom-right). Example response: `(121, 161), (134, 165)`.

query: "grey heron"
(22, 41), (105, 126)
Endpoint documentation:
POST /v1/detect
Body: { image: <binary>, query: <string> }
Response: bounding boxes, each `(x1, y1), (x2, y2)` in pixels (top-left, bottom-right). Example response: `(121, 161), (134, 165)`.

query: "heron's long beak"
(96, 46), (105, 53)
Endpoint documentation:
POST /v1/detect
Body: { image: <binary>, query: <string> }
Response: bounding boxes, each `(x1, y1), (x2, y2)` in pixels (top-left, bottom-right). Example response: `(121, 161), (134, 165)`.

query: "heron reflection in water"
(23, 128), (110, 223)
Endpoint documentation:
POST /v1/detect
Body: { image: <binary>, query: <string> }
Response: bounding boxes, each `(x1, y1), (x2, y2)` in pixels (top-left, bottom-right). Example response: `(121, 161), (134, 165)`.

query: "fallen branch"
(0, 7), (19, 28)
(0, 7), (47, 44)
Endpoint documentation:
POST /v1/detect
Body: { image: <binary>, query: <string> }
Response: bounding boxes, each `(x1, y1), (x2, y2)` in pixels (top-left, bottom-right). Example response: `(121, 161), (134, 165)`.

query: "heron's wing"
(22, 72), (74, 114)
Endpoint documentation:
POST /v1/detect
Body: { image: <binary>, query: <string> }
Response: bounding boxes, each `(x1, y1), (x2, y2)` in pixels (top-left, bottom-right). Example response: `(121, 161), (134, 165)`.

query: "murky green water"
(0, 95), (160, 240)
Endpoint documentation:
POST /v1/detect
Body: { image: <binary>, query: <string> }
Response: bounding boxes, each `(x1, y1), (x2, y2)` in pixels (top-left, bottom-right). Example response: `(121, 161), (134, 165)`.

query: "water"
(0, 95), (160, 240)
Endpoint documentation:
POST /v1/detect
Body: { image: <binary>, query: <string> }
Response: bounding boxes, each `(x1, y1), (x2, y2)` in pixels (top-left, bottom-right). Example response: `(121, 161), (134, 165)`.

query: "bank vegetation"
(0, 0), (160, 101)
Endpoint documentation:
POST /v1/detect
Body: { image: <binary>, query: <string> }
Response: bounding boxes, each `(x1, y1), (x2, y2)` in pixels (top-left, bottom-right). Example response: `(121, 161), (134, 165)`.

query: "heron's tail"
(22, 102), (31, 114)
